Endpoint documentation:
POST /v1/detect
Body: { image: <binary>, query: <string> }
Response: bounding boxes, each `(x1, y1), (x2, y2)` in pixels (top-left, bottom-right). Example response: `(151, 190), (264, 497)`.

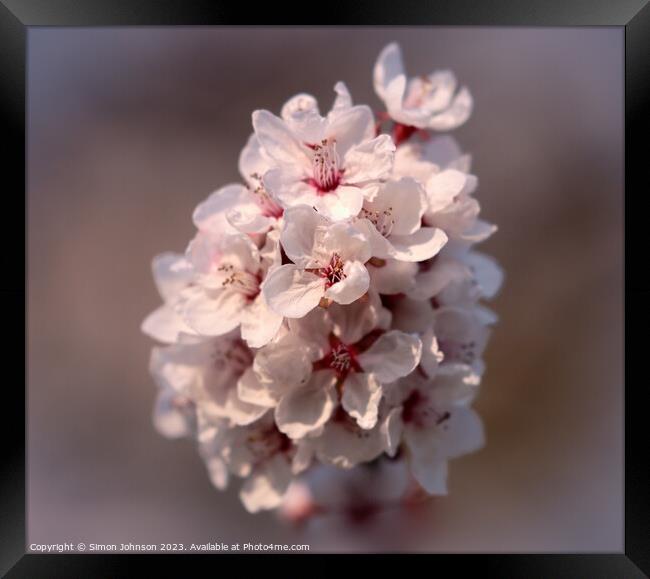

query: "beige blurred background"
(27, 27), (623, 552)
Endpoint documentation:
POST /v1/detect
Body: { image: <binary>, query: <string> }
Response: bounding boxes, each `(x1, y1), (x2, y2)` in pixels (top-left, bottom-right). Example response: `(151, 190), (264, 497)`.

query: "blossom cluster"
(142, 43), (502, 515)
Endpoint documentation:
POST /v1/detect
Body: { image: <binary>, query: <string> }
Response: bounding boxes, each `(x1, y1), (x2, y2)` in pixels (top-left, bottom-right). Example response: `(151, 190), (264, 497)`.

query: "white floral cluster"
(142, 43), (502, 515)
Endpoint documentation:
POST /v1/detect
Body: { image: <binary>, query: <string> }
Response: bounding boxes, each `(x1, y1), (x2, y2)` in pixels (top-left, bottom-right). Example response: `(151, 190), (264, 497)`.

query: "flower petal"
(393, 142), (439, 183)
(329, 81), (353, 113)
(141, 304), (194, 344)
(376, 178), (426, 236)
(406, 430), (449, 495)
(476, 305), (498, 326)
(430, 362), (481, 408)
(221, 388), (269, 427)
(420, 327), (444, 378)
(149, 340), (211, 394)
(253, 334), (313, 392)
(407, 256), (469, 300)
(182, 289), (246, 336)
(392, 297), (436, 333)
(240, 454), (292, 513)
(280, 93), (326, 144)
(316, 418), (389, 468)
(240, 294), (283, 348)
(368, 259), (417, 295)
(425, 169), (468, 214)
(419, 70), (458, 113)
(237, 367), (278, 408)
(427, 86), (473, 131)
(275, 371), (337, 439)
(328, 298), (379, 345)
(291, 443), (315, 475)
(422, 135), (464, 169)
(288, 308), (332, 359)
(187, 231), (259, 283)
(263, 264), (325, 318)
(373, 42), (405, 101)
(280, 205), (329, 267)
(324, 261), (369, 305)
(151, 252), (194, 302)
(313, 186), (364, 221)
(355, 218), (394, 259)
(388, 227), (448, 262)
(357, 330), (422, 383)
(205, 456), (229, 491)
(326, 105), (375, 157)
(263, 167), (315, 211)
(227, 205), (274, 235)
(459, 219), (498, 244)
(238, 133), (273, 184)
(385, 75), (421, 125)
(382, 407), (404, 457)
(252, 109), (311, 169)
(152, 388), (194, 439)
(341, 372), (382, 429)
(192, 184), (246, 235)
(434, 306), (489, 366)
(465, 251), (504, 298)
(343, 134), (395, 185)
(320, 221), (372, 263)
(440, 407), (485, 458)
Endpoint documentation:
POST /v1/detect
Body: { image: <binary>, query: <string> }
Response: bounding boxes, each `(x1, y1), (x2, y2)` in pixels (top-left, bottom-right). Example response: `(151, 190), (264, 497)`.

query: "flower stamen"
(313, 334), (362, 380)
(218, 264), (261, 299)
(249, 172), (284, 218)
(318, 253), (346, 288)
(360, 206), (395, 237)
(308, 139), (341, 194)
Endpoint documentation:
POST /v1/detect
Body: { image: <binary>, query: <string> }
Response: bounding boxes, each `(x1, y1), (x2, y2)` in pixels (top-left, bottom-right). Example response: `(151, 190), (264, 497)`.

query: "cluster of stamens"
(218, 263), (260, 298)
(318, 253), (346, 288)
(313, 334), (363, 381)
(360, 206), (395, 237)
(309, 138), (341, 193)
(248, 172), (283, 218)
(329, 344), (353, 374)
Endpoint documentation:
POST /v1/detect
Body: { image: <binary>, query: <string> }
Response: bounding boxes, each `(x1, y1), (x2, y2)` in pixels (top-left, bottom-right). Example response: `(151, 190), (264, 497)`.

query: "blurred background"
(27, 27), (623, 552)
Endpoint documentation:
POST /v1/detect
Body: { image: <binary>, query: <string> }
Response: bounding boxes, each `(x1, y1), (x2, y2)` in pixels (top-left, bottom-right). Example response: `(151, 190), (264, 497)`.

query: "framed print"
(3, 0), (647, 575)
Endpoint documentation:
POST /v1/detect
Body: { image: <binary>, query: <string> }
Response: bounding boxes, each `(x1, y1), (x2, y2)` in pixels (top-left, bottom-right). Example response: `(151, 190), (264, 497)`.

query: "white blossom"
(198, 411), (315, 512)
(252, 84), (395, 221)
(388, 370), (484, 494)
(193, 134), (284, 236)
(180, 229), (283, 347)
(262, 206), (373, 318)
(150, 332), (267, 427)
(242, 298), (421, 438)
(374, 43), (472, 132)
(355, 177), (448, 263)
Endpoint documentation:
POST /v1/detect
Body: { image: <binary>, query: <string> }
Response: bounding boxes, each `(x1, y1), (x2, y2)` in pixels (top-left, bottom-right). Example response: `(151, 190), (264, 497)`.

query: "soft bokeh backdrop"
(27, 27), (623, 552)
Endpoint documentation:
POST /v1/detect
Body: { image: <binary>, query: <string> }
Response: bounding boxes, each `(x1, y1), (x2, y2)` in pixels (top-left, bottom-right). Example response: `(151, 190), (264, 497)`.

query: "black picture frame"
(3, 0), (646, 575)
